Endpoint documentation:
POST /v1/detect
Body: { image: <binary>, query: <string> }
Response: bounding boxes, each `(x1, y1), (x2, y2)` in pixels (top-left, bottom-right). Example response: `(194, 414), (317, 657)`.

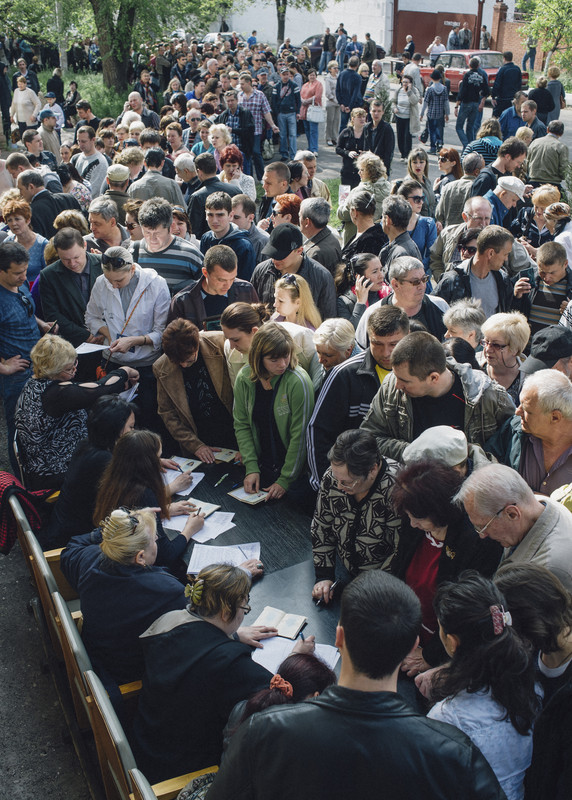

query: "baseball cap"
(280, 66), (290, 74)
(44, 91), (56, 98)
(402, 426), (469, 467)
(258, 68), (269, 75)
(107, 163), (130, 182)
(521, 325), (572, 373)
(497, 176), (525, 202)
(261, 223), (303, 260)
(39, 109), (56, 120)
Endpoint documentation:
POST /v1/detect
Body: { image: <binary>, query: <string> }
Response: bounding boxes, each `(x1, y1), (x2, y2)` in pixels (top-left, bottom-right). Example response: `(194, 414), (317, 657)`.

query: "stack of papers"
(252, 637), (340, 673)
(162, 470), (205, 497)
(165, 508), (230, 538)
(187, 541), (260, 573)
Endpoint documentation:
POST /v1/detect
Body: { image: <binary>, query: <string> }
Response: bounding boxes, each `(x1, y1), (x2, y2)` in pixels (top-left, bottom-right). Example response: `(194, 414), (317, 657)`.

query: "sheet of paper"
(187, 541), (260, 573)
(171, 455), (202, 472)
(251, 637), (339, 673)
(75, 342), (108, 354)
(228, 486), (268, 505)
(119, 383), (138, 402)
(162, 470), (205, 497)
(191, 511), (236, 543)
(214, 448), (239, 463)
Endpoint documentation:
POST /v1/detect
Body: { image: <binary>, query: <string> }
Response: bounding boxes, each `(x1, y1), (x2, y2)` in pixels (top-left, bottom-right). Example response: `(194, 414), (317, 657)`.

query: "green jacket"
(233, 365), (314, 491)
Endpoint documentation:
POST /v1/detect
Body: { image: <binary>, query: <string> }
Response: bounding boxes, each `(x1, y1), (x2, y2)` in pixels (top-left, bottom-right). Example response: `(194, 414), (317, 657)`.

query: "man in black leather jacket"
(208, 571), (506, 800)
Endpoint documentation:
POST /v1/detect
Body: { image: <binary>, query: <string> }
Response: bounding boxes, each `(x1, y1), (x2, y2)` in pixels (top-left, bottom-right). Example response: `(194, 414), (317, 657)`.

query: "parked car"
(419, 50), (529, 96)
(297, 35), (386, 68)
(200, 32), (245, 49)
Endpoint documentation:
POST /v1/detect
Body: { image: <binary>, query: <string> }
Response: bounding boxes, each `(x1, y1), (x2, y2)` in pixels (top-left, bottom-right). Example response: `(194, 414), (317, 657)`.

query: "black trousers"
(395, 116), (412, 158)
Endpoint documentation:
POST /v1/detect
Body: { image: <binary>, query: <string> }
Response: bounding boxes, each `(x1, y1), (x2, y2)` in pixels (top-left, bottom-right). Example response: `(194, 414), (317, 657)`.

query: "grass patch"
(26, 68), (127, 119)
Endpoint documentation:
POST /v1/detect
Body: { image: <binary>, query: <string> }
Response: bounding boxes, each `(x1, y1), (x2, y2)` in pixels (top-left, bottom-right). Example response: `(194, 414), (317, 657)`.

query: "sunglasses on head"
(282, 273), (298, 286)
(102, 253), (132, 270)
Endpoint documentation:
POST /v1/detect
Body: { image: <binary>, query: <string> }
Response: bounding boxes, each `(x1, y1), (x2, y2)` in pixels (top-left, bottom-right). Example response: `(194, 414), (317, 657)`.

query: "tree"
(267, 0), (330, 45)
(520, 0), (572, 72)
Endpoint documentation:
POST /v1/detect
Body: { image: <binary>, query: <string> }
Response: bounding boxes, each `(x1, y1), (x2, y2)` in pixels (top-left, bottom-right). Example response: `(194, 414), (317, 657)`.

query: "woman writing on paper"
(153, 319), (238, 464)
(14, 334), (138, 490)
(93, 429), (203, 572)
(233, 324), (315, 501)
(131, 563), (312, 783)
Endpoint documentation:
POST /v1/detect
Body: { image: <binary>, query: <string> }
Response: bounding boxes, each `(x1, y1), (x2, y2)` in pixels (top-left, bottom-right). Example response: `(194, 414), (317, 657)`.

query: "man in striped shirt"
(515, 241), (572, 335)
(132, 198), (203, 296)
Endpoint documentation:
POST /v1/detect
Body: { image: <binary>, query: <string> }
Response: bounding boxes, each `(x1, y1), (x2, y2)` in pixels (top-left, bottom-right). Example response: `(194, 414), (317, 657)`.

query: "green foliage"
(521, 0), (572, 72)
(35, 67), (126, 118)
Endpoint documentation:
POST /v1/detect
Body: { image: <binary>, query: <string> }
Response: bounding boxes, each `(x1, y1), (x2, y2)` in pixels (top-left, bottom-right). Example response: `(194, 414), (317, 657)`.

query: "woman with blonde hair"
(462, 118), (503, 165)
(273, 273), (322, 330)
(337, 152), (390, 245)
(510, 184), (560, 255)
(14, 334), (137, 489)
(479, 311), (530, 405)
(546, 65), (565, 123)
(220, 302), (323, 390)
(209, 123), (232, 170)
(61, 507), (188, 685)
(336, 106), (368, 188)
(131, 562), (301, 783)
(233, 323), (314, 500)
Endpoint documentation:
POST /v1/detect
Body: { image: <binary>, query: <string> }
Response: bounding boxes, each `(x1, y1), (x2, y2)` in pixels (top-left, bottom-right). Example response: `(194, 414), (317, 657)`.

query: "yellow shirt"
(375, 365), (391, 384)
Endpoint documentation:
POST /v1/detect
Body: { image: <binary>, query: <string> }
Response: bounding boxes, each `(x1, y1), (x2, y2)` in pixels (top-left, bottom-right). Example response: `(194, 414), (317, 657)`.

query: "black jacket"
(341, 223), (388, 261)
(492, 61), (522, 101)
(30, 190), (82, 240)
(186, 177), (241, 239)
(379, 231), (422, 269)
(208, 685), (507, 800)
(168, 277), (258, 329)
(435, 261), (515, 312)
(392, 514), (502, 665)
(470, 164), (502, 197)
(307, 348), (381, 489)
(214, 107), (255, 156)
(380, 292), (447, 340)
(363, 120), (395, 177)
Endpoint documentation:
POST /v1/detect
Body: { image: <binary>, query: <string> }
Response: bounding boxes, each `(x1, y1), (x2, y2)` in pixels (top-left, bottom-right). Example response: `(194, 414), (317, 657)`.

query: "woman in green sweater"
(233, 323), (314, 501)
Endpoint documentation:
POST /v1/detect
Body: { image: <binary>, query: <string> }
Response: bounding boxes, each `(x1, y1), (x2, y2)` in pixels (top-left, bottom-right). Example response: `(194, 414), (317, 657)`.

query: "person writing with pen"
(311, 429), (401, 604)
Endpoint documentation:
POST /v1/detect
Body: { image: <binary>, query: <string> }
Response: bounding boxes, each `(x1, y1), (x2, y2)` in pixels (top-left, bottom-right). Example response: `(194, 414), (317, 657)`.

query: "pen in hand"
(316, 580), (339, 606)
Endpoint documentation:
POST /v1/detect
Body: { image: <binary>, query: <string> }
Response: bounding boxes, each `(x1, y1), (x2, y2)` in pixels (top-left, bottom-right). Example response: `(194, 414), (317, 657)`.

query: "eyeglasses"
(125, 222), (140, 231)
(473, 503), (514, 535)
(239, 603), (251, 614)
(468, 214), (492, 224)
(438, 156), (451, 162)
(480, 339), (508, 351)
(282, 273), (298, 286)
(102, 253), (132, 269)
(61, 359), (78, 375)
(408, 195), (424, 203)
(400, 275), (430, 286)
(460, 245), (477, 255)
(333, 474), (361, 490)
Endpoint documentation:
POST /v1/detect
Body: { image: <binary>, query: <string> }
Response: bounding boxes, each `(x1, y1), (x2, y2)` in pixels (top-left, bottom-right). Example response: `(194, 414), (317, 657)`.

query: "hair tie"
(490, 604), (512, 635)
(186, 577), (204, 606)
(270, 674), (293, 697)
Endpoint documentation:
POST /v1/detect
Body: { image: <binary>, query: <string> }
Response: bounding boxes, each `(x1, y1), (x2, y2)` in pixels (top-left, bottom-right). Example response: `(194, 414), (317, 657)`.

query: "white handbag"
(307, 99), (326, 124)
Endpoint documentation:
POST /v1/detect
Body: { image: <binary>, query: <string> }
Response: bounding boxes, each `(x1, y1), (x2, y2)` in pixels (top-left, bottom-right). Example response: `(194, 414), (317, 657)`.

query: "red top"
(405, 533), (443, 647)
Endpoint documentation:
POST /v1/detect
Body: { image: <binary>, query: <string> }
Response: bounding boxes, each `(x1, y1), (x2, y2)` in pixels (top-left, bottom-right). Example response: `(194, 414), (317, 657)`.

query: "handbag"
(307, 98), (326, 124)
(560, 94), (566, 110)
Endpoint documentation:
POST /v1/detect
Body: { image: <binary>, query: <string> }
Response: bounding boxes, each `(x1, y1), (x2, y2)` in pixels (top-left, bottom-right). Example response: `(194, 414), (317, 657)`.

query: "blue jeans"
(319, 51), (330, 73)
(304, 120), (319, 152)
(278, 112), (297, 159)
(456, 101), (479, 148)
(0, 368), (31, 475)
(522, 48), (536, 72)
(339, 109), (350, 132)
(427, 117), (444, 150)
(336, 51), (345, 71)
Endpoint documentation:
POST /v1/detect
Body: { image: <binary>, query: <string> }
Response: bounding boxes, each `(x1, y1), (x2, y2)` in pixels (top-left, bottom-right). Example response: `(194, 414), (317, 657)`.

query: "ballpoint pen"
(214, 473), (229, 487)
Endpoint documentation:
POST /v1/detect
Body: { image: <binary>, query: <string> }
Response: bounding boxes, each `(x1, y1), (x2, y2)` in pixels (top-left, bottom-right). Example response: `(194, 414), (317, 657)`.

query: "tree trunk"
(543, 33), (562, 74)
(88, 0), (134, 91)
(276, 0), (287, 45)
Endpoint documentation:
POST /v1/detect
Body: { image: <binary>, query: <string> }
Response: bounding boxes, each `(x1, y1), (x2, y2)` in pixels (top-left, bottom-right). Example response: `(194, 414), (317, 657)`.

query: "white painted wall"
(222, 0), (498, 49)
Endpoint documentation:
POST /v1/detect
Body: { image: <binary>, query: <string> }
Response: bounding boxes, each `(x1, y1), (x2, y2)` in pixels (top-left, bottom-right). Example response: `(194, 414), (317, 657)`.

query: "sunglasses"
(438, 155), (451, 162)
(125, 221), (140, 231)
(408, 195), (424, 203)
(282, 273), (298, 286)
(460, 245), (477, 255)
(102, 253), (132, 269)
(400, 275), (430, 287)
(20, 293), (34, 317)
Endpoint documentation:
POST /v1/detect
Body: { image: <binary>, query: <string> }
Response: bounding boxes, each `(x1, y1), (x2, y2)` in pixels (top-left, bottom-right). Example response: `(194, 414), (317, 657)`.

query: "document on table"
(187, 541), (260, 573)
(161, 470), (205, 496)
(214, 448), (240, 463)
(171, 456), (202, 472)
(252, 606), (307, 639)
(228, 486), (268, 505)
(191, 511), (236, 542)
(252, 636), (340, 673)
(75, 342), (108, 354)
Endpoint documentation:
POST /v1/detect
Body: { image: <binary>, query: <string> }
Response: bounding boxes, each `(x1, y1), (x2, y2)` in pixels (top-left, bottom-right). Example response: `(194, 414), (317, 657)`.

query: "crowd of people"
(2, 22), (572, 800)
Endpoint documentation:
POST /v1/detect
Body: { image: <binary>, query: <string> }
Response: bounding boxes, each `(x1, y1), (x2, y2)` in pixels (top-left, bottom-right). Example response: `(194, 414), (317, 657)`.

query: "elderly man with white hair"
(486, 369), (572, 496)
(174, 153), (200, 202)
(455, 462), (572, 592)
